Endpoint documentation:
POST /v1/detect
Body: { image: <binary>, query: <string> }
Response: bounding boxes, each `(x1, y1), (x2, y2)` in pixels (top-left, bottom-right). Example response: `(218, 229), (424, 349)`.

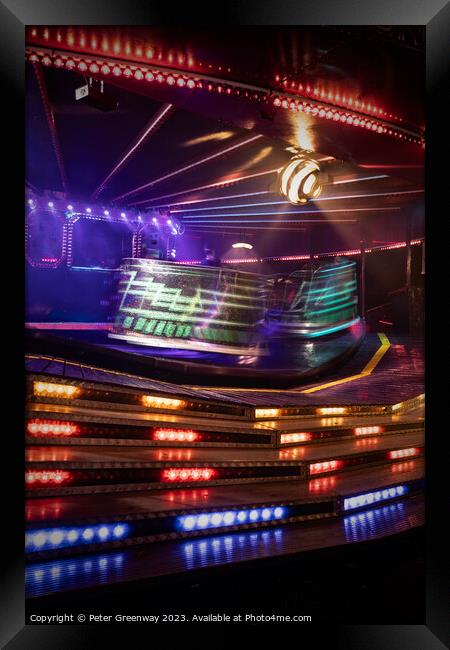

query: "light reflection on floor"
(182, 527), (285, 570)
(26, 499), (414, 599)
(343, 501), (405, 543)
(26, 551), (125, 599)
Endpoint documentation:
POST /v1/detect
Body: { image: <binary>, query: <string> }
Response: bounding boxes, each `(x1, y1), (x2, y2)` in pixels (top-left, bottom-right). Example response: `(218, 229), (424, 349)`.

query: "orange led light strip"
(33, 381), (81, 398)
(280, 433), (312, 444)
(142, 395), (186, 409)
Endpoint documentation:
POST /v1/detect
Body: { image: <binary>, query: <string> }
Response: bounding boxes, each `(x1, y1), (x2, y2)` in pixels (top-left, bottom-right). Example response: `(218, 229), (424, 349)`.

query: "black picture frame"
(1, 1), (448, 646)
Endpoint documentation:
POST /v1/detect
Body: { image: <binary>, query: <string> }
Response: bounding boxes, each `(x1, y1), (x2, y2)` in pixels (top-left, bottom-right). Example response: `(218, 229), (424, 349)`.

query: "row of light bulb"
(27, 199), (180, 233)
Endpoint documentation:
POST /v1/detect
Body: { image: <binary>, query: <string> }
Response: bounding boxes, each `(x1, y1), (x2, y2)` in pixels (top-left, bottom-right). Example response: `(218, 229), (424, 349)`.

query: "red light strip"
(263, 255), (310, 262)
(176, 238), (424, 265)
(25, 49), (424, 147)
(25, 470), (72, 486)
(153, 428), (200, 442)
(309, 460), (343, 475)
(27, 27), (419, 129)
(272, 95), (424, 146)
(27, 419), (80, 437)
(274, 77), (424, 131)
(161, 467), (217, 482)
(313, 239), (424, 258)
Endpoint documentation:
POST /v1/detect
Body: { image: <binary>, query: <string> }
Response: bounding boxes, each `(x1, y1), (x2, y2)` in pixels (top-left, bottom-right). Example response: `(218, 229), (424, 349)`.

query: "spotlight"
(104, 210), (109, 216)
(75, 82), (118, 112)
(86, 207), (92, 213)
(67, 204), (73, 211)
(232, 242), (253, 250)
(47, 202), (54, 208)
(120, 212), (126, 218)
(278, 155), (322, 204)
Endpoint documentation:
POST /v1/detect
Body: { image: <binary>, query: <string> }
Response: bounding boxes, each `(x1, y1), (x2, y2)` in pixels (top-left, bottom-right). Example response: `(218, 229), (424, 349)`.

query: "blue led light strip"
(178, 506), (287, 532)
(343, 485), (408, 511)
(25, 522), (131, 552)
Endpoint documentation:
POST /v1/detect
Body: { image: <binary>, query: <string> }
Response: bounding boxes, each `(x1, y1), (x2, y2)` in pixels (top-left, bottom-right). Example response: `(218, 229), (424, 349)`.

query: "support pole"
(308, 226), (314, 260)
(405, 212), (412, 334)
(359, 219), (367, 319)
(406, 213), (412, 290)
(360, 240), (366, 319)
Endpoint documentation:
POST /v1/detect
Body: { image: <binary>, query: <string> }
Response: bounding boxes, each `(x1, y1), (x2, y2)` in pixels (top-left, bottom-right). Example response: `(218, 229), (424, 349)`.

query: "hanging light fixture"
(278, 154), (323, 204)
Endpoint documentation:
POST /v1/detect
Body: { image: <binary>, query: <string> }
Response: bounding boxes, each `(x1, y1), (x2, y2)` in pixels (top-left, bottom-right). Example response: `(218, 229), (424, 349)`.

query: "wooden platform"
(26, 493), (424, 600)
(25, 333), (425, 600)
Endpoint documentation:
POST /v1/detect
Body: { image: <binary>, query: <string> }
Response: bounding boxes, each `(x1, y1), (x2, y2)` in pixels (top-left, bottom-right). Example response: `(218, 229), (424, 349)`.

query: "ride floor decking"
(26, 493), (424, 600)
(25, 333), (424, 406)
(26, 430), (424, 466)
(26, 459), (423, 523)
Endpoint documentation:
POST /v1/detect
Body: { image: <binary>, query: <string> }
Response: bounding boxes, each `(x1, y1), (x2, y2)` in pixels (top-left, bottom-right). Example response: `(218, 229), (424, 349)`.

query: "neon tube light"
(128, 169), (281, 206)
(305, 317), (361, 337)
(182, 207), (399, 220)
(92, 103), (174, 198)
(184, 219), (360, 224)
(170, 187), (422, 214)
(115, 135), (264, 201)
(155, 191), (270, 210)
(151, 175), (392, 210)
(332, 174), (388, 185)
